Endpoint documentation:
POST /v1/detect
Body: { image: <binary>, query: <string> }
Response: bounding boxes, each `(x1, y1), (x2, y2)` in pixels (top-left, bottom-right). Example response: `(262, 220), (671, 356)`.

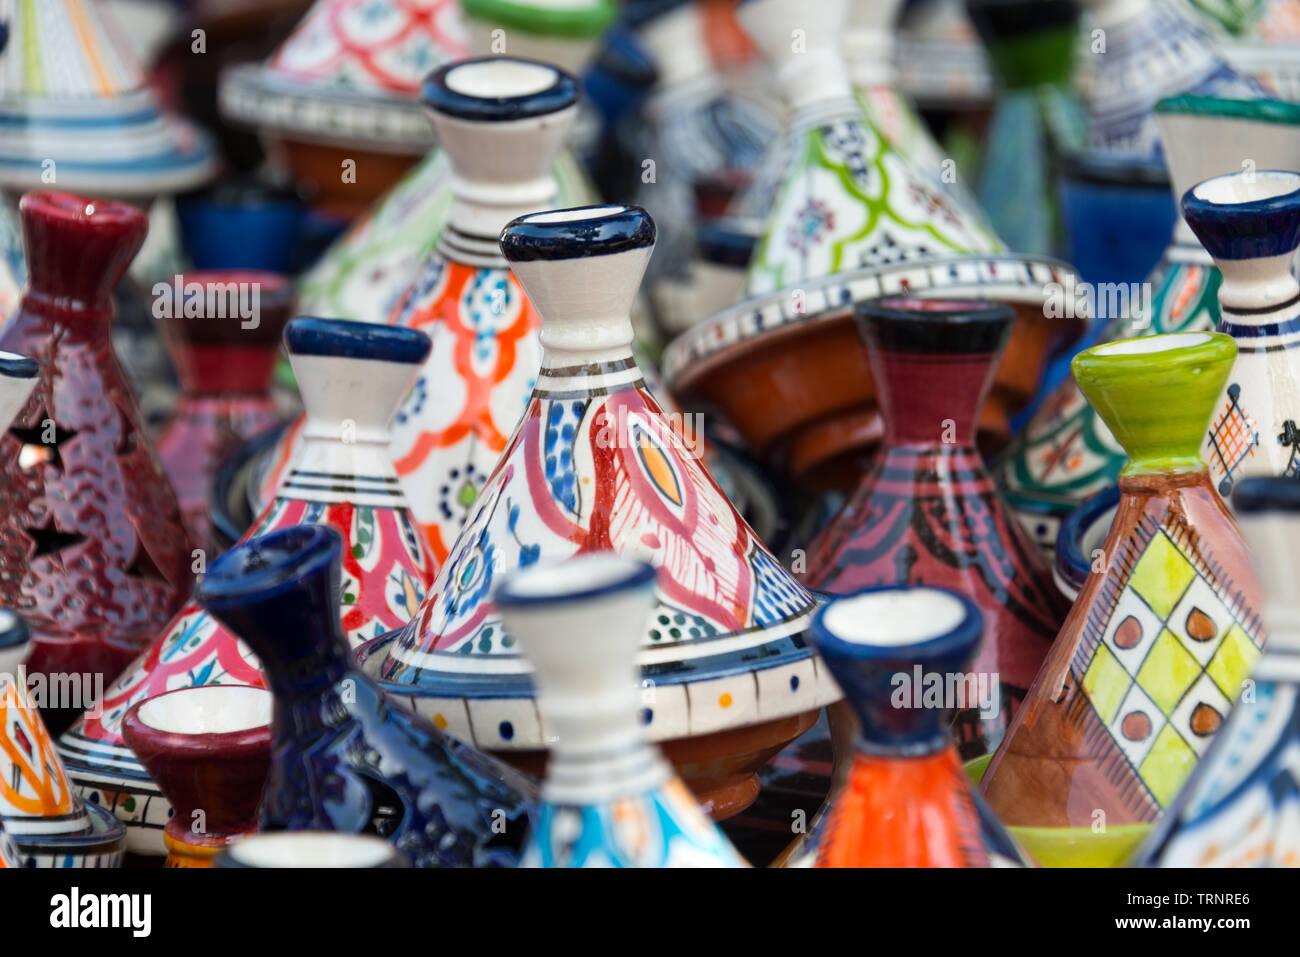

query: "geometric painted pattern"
(1076, 518), (1263, 808)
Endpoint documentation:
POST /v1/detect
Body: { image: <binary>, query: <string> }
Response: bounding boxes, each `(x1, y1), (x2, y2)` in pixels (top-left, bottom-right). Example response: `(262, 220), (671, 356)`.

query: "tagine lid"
(219, 0), (470, 150)
(0, 0), (217, 197)
(664, 0), (1078, 389)
(367, 205), (835, 750)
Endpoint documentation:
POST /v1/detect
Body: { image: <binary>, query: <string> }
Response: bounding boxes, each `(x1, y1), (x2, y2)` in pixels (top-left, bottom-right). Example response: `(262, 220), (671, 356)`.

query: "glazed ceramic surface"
(0, 193), (193, 711)
(499, 554), (747, 868)
(803, 300), (1068, 760)
(1076, 0), (1269, 158)
(967, 0), (1087, 256)
(57, 318), (435, 856)
(197, 525), (537, 868)
(996, 93), (1300, 549)
(368, 206), (832, 810)
(983, 333), (1265, 838)
(1135, 476), (1300, 866)
(0, 0), (215, 196)
(460, 0), (615, 76)
(1183, 169), (1300, 496)
(0, 609), (125, 868)
(845, 0), (951, 182)
(216, 831), (407, 868)
(809, 586), (1028, 867)
(121, 685), (271, 867)
(220, 0), (469, 152)
(154, 271), (294, 549)
(667, 0), (1081, 488)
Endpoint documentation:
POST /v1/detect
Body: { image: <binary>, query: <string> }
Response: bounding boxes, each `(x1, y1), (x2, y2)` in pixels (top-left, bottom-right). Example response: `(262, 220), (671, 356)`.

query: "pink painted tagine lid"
(0, 0), (217, 197)
(219, 0), (471, 152)
(56, 317), (436, 857)
(363, 204), (838, 752)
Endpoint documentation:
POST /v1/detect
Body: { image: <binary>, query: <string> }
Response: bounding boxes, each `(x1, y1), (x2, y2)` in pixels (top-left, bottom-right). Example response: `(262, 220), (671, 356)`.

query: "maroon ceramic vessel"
(121, 685), (272, 867)
(153, 270), (293, 549)
(801, 298), (1070, 760)
(0, 192), (193, 733)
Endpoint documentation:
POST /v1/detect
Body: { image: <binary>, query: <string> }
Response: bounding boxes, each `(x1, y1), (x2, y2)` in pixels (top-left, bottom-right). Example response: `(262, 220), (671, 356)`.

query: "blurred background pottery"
(121, 685), (272, 867)
(153, 270), (295, 549)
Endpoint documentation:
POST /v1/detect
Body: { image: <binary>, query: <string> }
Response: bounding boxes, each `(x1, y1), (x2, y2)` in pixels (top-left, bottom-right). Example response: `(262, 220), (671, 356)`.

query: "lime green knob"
(1071, 331), (1236, 477)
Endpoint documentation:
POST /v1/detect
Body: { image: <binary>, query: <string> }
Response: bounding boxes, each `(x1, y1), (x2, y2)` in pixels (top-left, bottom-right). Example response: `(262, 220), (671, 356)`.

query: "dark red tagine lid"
(802, 297), (1069, 760)
(0, 192), (193, 732)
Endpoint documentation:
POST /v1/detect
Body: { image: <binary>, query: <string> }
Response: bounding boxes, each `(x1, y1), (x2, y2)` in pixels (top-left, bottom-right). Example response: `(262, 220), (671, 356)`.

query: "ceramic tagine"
(458, 0), (615, 76)
(1182, 168), (1300, 496)
(629, 0), (779, 308)
(1135, 476), (1300, 867)
(219, 0), (470, 218)
(0, 192), (193, 728)
(120, 685), (272, 868)
(153, 271), (295, 549)
(497, 554), (748, 868)
(0, 0), (216, 198)
(1200, 0), (1300, 100)
(893, 0), (995, 106)
(966, 0), (1087, 256)
(666, 0), (1081, 490)
(366, 205), (834, 819)
(216, 832), (407, 868)
(982, 331), (1266, 867)
(293, 29), (599, 332)
(803, 299), (1069, 761)
(0, 609), (126, 868)
(263, 57), (581, 565)
(807, 586), (1029, 867)
(845, 0), (951, 186)
(56, 317), (436, 856)
(1074, 0), (1268, 157)
(197, 525), (537, 868)
(996, 93), (1300, 549)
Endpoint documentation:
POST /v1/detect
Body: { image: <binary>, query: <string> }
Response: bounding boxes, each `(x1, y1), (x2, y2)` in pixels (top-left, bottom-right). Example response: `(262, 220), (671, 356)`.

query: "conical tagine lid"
(666, 0), (1079, 414)
(983, 332), (1265, 837)
(1136, 476), (1300, 866)
(369, 205), (836, 751)
(0, 610), (92, 838)
(0, 0), (216, 196)
(1075, 0), (1269, 156)
(57, 318), (435, 856)
(220, 0), (470, 152)
(995, 93), (1300, 548)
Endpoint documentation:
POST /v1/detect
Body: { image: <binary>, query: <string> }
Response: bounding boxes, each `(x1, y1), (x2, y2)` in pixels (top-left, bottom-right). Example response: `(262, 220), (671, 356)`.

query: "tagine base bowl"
(267, 136), (422, 221)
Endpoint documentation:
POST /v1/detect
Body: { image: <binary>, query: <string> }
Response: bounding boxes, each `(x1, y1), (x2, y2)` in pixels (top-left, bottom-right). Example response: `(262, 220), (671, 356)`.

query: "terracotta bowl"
(664, 260), (1085, 491)
(267, 137), (421, 221)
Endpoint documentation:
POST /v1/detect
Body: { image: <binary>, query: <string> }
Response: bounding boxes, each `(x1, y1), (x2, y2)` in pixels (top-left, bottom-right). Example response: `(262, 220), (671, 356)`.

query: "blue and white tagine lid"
(365, 205), (836, 752)
(0, 0), (217, 198)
